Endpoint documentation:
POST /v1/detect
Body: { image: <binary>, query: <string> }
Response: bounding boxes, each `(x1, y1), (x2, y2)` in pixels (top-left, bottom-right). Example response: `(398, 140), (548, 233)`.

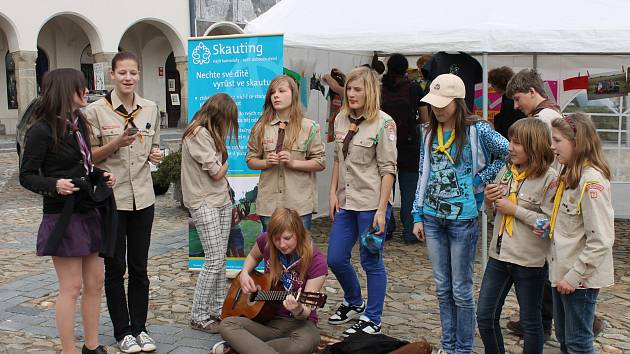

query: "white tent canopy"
(246, 0), (630, 54)
(245, 0), (630, 267)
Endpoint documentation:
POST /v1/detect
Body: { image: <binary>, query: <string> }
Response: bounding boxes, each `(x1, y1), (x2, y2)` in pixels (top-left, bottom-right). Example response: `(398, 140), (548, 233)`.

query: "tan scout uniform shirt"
(545, 167), (615, 289)
(488, 166), (557, 267)
(181, 127), (230, 209)
(246, 117), (325, 217)
(86, 90), (160, 211)
(334, 111), (397, 211)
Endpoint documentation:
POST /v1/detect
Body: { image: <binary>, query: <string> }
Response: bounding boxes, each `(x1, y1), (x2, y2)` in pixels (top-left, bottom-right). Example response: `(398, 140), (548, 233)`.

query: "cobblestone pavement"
(1, 150), (629, 353)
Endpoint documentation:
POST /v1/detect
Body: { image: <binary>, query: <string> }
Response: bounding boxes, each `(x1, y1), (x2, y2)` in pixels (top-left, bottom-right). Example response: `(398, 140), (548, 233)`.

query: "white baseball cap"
(421, 74), (466, 108)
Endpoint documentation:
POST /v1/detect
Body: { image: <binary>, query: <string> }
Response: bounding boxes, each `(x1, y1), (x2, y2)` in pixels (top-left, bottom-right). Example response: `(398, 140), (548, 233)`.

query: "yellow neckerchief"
(549, 178), (564, 239)
(499, 164), (528, 237)
(549, 164), (599, 238)
(103, 98), (144, 143)
(433, 123), (456, 164)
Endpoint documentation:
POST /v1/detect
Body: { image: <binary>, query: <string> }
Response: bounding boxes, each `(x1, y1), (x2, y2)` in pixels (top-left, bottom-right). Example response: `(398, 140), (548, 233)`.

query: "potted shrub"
(151, 150), (181, 197)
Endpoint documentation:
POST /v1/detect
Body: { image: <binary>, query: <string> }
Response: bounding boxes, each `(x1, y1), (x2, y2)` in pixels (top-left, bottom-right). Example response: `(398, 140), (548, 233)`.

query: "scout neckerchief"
(66, 116), (93, 174)
(275, 120), (287, 154)
(433, 123), (455, 164)
(549, 178), (565, 239)
(104, 91), (144, 142)
(549, 165), (601, 239)
(499, 164), (527, 237)
(279, 253), (302, 292)
(342, 116), (365, 159)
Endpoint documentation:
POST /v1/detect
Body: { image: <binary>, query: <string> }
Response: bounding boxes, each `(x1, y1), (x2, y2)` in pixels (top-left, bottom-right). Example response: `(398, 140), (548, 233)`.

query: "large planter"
(152, 149), (182, 205)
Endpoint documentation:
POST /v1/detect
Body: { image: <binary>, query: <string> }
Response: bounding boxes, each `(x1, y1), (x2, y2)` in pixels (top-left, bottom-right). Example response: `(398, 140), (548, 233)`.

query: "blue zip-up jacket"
(412, 120), (508, 223)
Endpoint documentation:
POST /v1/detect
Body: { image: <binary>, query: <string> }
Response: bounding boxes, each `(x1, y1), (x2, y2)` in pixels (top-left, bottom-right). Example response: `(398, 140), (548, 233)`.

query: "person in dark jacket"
(489, 67), (526, 138)
(19, 68), (115, 354)
(381, 54), (422, 244)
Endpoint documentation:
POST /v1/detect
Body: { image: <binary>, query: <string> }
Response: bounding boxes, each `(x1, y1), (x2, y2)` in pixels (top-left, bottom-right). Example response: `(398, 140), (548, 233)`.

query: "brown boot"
(593, 315), (604, 337)
(506, 320), (551, 341)
(506, 320), (523, 337)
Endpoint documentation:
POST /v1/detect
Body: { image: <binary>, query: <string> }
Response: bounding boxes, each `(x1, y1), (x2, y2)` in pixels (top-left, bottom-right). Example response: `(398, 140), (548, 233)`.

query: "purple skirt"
(36, 209), (102, 257)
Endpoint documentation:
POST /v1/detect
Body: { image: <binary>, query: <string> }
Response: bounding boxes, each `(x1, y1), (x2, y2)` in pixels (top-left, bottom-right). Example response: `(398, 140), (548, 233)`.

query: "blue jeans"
(553, 287), (599, 354)
(423, 214), (479, 354)
(398, 171), (419, 242)
(327, 206), (391, 325)
(477, 258), (547, 354)
(260, 213), (312, 231)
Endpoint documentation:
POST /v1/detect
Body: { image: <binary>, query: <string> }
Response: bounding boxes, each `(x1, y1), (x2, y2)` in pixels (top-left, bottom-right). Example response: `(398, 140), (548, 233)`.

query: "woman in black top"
(380, 53), (422, 244)
(19, 68), (115, 354)
(489, 66), (526, 138)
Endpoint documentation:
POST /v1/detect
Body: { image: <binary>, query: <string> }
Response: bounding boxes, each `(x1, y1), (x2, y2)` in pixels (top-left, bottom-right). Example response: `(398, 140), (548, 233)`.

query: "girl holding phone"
(86, 51), (162, 353)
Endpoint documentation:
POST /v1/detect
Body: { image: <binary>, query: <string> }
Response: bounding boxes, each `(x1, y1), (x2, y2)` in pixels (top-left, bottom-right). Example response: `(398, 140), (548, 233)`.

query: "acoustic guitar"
(221, 270), (327, 323)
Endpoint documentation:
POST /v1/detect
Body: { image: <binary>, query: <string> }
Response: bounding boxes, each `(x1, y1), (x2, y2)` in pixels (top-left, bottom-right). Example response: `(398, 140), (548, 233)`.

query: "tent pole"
(481, 52), (489, 272)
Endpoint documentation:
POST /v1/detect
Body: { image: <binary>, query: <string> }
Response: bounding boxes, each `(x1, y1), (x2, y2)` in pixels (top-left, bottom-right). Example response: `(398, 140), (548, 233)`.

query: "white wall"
(141, 37), (171, 113)
(0, 0), (189, 55)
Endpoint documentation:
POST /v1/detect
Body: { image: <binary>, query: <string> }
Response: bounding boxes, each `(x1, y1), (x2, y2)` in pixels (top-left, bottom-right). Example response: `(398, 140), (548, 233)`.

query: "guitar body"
(221, 270), (327, 324)
(221, 271), (278, 323)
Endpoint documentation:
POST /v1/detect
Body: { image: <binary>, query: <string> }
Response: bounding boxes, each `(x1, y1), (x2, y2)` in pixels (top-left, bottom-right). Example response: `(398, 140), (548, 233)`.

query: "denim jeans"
(477, 258), (547, 354)
(261, 213), (312, 231)
(423, 214), (479, 354)
(397, 170), (419, 242)
(327, 206), (391, 324)
(553, 287), (599, 354)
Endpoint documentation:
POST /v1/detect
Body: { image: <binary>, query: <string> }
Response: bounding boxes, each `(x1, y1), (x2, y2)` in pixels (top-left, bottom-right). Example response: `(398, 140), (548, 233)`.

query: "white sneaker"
(328, 300), (366, 325)
(118, 334), (142, 353)
(212, 340), (233, 354)
(341, 315), (381, 337)
(136, 331), (157, 352)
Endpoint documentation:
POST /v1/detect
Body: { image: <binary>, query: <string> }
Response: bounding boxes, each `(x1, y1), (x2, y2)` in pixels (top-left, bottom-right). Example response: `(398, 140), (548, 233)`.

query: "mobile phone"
(126, 127), (138, 136)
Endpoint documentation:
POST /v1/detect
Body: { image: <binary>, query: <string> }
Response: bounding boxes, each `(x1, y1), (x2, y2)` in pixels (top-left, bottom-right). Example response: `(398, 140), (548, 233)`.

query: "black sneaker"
(342, 316), (381, 337)
(82, 344), (108, 354)
(328, 301), (365, 325)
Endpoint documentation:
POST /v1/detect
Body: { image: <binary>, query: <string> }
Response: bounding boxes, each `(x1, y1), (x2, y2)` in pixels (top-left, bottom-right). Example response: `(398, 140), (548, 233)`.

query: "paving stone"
(168, 346), (209, 354)
(22, 325), (59, 338)
(0, 319), (29, 331)
(4, 306), (45, 316)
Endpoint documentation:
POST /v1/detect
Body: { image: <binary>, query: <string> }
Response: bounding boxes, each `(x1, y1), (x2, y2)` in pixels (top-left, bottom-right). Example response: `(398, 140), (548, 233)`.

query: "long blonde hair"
(266, 208), (313, 286)
(252, 75), (304, 151)
(339, 66), (381, 121)
(551, 112), (611, 189)
(507, 118), (554, 178)
(182, 93), (239, 160)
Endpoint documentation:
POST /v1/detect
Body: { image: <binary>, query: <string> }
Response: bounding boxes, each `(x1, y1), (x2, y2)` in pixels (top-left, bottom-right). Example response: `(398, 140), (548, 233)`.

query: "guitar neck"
(254, 290), (290, 302)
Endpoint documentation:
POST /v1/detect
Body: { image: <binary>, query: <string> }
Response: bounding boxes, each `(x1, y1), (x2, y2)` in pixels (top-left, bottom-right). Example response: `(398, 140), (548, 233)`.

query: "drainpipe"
(189, 0), (197, 37)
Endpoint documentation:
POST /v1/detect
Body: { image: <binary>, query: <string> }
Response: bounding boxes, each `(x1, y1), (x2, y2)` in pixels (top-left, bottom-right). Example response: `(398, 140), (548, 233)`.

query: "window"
(563, 91), (630, 182)
(5, 51), (17, 109)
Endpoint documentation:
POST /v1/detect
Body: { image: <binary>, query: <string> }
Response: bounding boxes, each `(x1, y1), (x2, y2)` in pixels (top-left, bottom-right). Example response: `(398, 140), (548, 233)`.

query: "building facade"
(0, 0), (282, 134)
(0, 1), (190, 134)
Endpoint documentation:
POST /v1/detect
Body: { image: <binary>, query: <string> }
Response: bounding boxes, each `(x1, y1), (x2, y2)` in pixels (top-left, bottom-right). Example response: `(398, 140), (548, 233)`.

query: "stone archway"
(36, 13), (103, 97)
(203, 21), (244, 36)
(0, 12), (21, 133)
(119, 19), (187, 127)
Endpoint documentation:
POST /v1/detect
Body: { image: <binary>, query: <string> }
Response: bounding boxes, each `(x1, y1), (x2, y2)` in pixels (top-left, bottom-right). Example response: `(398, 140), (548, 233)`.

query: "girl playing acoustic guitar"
(216, 208), (328, 354)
